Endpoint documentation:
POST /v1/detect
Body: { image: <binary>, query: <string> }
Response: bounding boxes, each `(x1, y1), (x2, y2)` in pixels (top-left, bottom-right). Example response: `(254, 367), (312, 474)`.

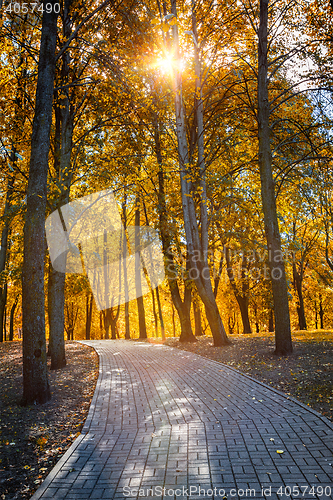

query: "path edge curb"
(30, 341), (102, 500)
(29, 433), (86, 500)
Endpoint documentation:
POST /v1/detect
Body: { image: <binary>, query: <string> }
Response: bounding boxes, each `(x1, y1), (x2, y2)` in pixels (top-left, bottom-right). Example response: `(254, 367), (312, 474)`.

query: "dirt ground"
(0, 332), (332, 499)
(0, 341), (98, 500)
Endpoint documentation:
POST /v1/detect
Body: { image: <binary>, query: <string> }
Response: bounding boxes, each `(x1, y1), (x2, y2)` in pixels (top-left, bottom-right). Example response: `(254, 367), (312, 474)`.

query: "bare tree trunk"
(122, 196), (131, 339)
(172, 303), (176, 336)
(9, 295), (19, 342)
(228, 313), (236, 335)
(268, 308), (274, 332)
(178, 274), (193, 342)
(292, 262), (307, 330)
(135, 194), (147, 339)
(258, 0), (292, 354)
(85, 293), (93, 340)
(154, 115), (196, 342)
(319, 294), (324, 329)
(110, 306), (120, 340)
(193, 298), (203, 336)
(0, 285), (7, 343)
(48, 0), (74, 370)
(3, 302), (7, 341)
(225, 248), (252, 334)
(253, 303), (260, 334)
(48, 263), (66, 369)
(171, 0), (229, 346)
(22, 1), (58, 404)
(151, 288), (158, 337)
(0, 175), (14, 342)
(102, 309), (111, 339)
(155, 286), (165, 340)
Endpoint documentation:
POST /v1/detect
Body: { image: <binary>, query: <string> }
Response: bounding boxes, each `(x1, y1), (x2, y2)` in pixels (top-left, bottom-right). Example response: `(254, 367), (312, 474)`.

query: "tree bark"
(171, 0), (229, 346)
(0, 175), (14, 342)
(319, 295), (324, 329)
(9, 295), (19, 342)
(48, 263), (66, 369)
(193, 298), (203, 336)
(151, 287), (158, 337)
(122, 196), (131, 339)
(155, 286), (165, 340)
(154, 114), (196, 342)
(110, 306), (120, 339)
(85, 293), (93, 340)
(0, 285), (7, 343)
(47, 0), (74, 370)
(268, 308), (274, 332)
(258, 0), (292, 354)
(22, 1), (58, 405)
(135, 194), (147, 339)
(225, 248), (252, 334)
(293, 262), (307, 330)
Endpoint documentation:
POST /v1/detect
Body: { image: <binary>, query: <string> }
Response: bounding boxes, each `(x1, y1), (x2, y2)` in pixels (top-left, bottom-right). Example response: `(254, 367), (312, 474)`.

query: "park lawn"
(166, 330), (333, 423)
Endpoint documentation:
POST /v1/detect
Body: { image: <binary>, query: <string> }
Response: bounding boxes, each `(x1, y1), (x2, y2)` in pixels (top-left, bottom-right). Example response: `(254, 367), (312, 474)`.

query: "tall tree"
(47, 0), (74, 370)
(22, 0), (59, 404)
(170, 0), (229, 346)
(257, 0), (292, 354)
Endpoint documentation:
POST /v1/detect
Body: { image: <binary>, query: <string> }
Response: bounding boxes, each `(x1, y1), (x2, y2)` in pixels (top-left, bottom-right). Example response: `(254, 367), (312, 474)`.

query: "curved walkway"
(31, 340), (333, 500)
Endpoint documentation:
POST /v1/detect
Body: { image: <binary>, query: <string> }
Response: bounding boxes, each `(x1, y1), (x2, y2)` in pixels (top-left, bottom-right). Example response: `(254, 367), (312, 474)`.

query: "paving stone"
(30, 340), (333, 500)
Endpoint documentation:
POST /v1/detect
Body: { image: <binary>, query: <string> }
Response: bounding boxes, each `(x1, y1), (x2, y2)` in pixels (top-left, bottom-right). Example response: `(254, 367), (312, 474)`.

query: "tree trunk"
(134, 195), (147, 339)
(48, 262), (66, 369)
(22, 1), (58, 405)
(319, 295), (324, 329)
(228, 313), (236, 335)
(293, 262), (307, 330)
(9, 295), (19, 342)
(3, 303), (7, 341)
(172, 303), (176, 336)
(155, 286), (165, 340)
(103, 309), (110, 339)
(111, 321), (117, 340)
(238, 298), (252, 334)
(258, 0), (292, 354)
(253, 302), (260, 333)
(151, 287), (158, 337)
(171, 0), (228, 347)
(268, 308), (274, 332)
(154, 114), (196, 343)
(193, 299), (203, 336)
(225, 248), (252, 334)
(0, 285), (7, 343)
(0, 175), (14, 342)
(122, 196), (131, 340)
(85, 293), (93, 340)
(110, 306), (120, 339)
(47, 0), (74, 370)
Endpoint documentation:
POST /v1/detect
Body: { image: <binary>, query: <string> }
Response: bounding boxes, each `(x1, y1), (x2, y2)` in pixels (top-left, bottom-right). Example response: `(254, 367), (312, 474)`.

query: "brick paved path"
(31, 340), (333, 500)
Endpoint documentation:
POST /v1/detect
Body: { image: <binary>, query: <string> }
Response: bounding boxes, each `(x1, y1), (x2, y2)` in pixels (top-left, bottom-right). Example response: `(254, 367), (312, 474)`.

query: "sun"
(153, 54), (175, 75)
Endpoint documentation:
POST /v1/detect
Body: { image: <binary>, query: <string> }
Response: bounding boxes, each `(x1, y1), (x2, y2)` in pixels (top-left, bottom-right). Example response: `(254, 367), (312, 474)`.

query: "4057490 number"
(4, 2), (61, 13)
